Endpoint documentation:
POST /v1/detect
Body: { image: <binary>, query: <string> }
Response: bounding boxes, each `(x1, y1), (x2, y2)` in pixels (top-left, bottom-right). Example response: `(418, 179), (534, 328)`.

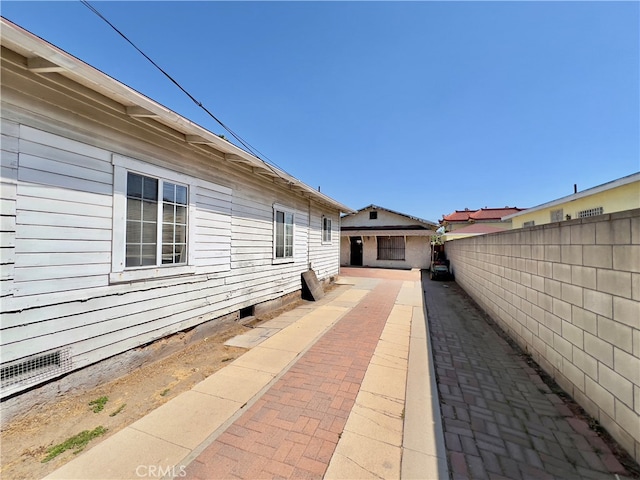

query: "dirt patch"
(0, 299), (307, 480)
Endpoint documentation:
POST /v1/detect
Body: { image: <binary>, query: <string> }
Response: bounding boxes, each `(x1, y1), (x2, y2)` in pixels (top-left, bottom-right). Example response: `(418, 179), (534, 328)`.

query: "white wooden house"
(0, 19), (352, 401)
(340, 205), (437, 269)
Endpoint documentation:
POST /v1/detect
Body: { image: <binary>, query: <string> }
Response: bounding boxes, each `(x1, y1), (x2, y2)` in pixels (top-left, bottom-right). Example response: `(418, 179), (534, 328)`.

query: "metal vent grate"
(1, 348), (72, 389)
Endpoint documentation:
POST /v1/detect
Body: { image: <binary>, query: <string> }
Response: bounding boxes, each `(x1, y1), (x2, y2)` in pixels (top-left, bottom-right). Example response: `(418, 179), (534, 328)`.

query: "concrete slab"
(370, 350), (408, 370)
(374, 342), (409, 361)
(402, 294), (449, 478)
(192, 365), (275, 404)
(396, 283), (423, 307)
(343, 401), (404, 447)
(331, 288), (370, 306)
(229, 344), (299, 375)
(224, 327), (281, 348)
(380, 330), (411, 347)
(401, 448), (447, 480)
(129, 390), (241, 450)
(44, 427), (190, 480)
(356, 389), (404, 415)
(325, 430), (402, 479)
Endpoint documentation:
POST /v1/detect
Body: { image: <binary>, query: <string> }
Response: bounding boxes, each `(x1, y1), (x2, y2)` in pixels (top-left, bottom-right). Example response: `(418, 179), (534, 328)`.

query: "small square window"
(369, 211), (378, 220)
(550, 209), (563, 223)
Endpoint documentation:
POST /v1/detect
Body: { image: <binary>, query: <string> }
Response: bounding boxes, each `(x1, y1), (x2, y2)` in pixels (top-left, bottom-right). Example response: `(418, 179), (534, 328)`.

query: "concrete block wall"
(444, 209), (640, 463)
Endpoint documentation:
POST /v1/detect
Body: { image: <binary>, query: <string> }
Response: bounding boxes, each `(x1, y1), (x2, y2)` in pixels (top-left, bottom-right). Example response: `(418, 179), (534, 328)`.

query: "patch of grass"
(88, 396), (109, 413)
(109, 404), (126, 417)
(160, 389), (171, 397)
(41, 426), (107, 463)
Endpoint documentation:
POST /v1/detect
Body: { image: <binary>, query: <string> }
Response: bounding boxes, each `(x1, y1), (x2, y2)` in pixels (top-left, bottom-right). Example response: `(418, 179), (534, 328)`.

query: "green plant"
(160, 389), (170, 397)
(88, 396), (108, 413)
(42, 426), (107, 462)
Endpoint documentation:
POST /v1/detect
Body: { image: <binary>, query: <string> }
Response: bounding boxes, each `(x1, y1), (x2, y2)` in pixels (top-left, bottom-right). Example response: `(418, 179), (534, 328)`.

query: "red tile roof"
(441, 210), (473, 222)
(469, 207), (524, 220)
(442, 207), (524, 223)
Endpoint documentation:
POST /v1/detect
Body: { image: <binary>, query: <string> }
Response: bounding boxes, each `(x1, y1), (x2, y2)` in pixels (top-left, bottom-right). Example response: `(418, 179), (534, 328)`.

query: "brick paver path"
(185, 279), (402, 479)
(424, 278), (635, 480)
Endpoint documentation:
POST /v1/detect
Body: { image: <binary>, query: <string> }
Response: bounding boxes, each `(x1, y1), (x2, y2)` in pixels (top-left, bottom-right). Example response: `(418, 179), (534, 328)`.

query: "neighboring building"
(503, 172), (640, 229)
(0, 19), (352, 400)
(442, 223), (509, 241)
(340, 205), (437, 269)
(440, 207), (524, 232)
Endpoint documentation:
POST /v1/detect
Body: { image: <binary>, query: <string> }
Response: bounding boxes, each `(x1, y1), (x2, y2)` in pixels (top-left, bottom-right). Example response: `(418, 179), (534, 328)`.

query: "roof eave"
(0, 17), (354, 214)
(502, 172), (640, 221)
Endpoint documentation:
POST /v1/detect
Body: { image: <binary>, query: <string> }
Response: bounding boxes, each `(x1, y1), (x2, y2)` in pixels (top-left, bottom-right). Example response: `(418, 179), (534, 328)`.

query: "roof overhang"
(0, 17), (355, 214)
(340, 229), (436, 237)
(502, 172), (640, 221)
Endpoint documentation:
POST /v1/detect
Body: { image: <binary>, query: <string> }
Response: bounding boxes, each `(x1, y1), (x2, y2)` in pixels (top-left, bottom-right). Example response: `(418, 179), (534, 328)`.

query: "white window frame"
(322, 216), (332, 244)
(111, 155), (196, 283)
(273, 203), (295, 264)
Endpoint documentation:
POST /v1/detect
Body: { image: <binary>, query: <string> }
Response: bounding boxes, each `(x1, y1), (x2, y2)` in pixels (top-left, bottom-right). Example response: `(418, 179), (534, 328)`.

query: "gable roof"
(0, 17), (354, 214)
(345, 204), (437, 228)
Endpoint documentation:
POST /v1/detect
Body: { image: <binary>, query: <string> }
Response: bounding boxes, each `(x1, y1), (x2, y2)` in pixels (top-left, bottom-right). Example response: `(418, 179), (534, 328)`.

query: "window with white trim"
(322, 216), (332, 243)
(111, 155), (196, 283)
(126, 172), (188, 267)
(273, 205), (294, 261)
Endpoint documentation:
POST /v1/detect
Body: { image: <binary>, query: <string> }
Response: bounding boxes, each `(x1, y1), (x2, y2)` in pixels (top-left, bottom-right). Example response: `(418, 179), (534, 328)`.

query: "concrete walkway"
(44, 267), (638, 480)
(46, 268), (447, 480)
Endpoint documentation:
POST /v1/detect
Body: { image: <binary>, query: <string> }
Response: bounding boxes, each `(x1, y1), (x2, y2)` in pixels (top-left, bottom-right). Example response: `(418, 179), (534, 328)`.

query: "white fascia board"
(502, 172), (640, 221)
(340, 229), (436, 237)
(0, 18), (355, 215)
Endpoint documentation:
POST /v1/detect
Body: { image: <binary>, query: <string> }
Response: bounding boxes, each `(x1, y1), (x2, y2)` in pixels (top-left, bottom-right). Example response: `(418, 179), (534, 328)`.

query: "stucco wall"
(510, 181), (640, 229)
(444, 209), (640, 462)
(340, 235), (430, 269)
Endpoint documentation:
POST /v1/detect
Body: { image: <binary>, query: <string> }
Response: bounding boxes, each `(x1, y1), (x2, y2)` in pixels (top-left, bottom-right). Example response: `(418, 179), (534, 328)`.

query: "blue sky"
(2, 1), (638, 222)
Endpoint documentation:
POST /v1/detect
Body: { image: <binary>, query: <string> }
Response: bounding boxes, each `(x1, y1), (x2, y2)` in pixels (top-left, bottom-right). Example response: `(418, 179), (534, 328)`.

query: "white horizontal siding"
(0, 55), (343, 398)
(1, 120), (19, 290)
(13, 125), (113, 296)
(193, 181), (232, 273)
(308, 208), (340, 280)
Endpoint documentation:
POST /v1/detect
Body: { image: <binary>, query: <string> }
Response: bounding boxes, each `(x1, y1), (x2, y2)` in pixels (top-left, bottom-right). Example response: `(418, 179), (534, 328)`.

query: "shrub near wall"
(445, 209), (640, 463)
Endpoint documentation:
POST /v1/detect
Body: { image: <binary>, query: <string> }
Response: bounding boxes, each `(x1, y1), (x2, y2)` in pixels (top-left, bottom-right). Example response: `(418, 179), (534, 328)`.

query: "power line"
(79, 0), (288, 177)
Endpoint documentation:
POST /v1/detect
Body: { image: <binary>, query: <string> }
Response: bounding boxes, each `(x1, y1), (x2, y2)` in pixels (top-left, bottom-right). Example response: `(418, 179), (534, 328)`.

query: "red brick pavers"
(340, 266), (419, 281)
(424, 278), (637, 480)
(185, 274), (403, 480)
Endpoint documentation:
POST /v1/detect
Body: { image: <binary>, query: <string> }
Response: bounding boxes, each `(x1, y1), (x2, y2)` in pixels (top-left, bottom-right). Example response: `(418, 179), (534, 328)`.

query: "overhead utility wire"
(79, 0), (288, 179)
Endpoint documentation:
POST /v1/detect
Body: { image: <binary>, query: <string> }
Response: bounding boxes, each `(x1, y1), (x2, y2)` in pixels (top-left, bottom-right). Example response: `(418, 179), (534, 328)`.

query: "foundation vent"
(1, 348), (72, 390)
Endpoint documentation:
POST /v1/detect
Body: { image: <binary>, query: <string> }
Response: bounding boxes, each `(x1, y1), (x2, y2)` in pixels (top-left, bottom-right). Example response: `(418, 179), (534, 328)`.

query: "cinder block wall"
(445, 209), (640, 463)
